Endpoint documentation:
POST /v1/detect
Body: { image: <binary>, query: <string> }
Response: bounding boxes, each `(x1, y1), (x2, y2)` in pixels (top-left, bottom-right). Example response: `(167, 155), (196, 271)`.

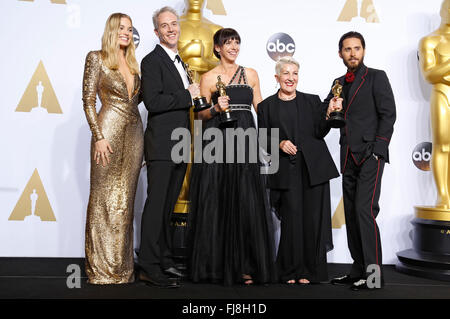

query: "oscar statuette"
(328, 80), (346, 128)
(186, 63), (211, 112)
(216, 75), (236, 125)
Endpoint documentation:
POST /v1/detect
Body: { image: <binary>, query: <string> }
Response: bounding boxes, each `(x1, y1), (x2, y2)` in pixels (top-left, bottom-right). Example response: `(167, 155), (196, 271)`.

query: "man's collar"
(158, 43), (178, 62)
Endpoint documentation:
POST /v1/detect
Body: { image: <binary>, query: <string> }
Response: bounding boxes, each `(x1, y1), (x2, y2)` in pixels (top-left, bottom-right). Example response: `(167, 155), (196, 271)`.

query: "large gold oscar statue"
(178, 0), (222, 78)
(171, 0), (222, 258)
(417, 0), (450, 220)
(174, 0), (221, 214)
(396, 0), (450, 281)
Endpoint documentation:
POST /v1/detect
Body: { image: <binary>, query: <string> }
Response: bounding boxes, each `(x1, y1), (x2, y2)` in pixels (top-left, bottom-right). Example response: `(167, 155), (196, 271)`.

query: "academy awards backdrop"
(0, 0), (441, 264)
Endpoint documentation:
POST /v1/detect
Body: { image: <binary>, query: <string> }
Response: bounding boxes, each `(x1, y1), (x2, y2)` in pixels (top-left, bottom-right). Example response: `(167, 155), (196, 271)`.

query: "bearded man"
(325, 31), (396, 291)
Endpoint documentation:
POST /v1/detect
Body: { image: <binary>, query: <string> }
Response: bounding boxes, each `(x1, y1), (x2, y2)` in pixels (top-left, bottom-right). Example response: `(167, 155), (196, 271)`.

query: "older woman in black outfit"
(258, 56), (339, 284)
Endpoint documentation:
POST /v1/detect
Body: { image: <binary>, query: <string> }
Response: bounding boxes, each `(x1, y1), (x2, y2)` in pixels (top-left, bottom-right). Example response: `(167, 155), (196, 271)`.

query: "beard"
(344, 56), (364, 72)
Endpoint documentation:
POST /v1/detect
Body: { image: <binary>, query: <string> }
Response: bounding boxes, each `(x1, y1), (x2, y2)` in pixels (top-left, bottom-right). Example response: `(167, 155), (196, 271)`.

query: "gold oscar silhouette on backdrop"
(16, 61), (62, 114)
(337, 0), (379, 23)
(417, 0), (450, 220)
(9, 168), (56, 221)
(396, 0), (450, 281)
(171, 0), (223, 258)
(19, 0), (66, 4)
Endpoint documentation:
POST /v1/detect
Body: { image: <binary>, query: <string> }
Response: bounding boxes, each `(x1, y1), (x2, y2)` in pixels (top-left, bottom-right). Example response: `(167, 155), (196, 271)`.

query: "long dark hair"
(338, 31), (366, 52)
(213, 28), (241, 59)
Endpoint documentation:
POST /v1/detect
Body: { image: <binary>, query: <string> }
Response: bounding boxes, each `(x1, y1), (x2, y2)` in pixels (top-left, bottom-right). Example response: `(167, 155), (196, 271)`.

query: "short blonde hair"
(153, 6), (179, 30)
(275, 56), (299, 75)
(101, 13), (139, 74)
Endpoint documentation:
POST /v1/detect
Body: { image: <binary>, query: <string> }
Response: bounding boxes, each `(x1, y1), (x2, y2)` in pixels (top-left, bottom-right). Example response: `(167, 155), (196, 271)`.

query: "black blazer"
(141, 44), (192, 161)
(323, 64), (396, 172)
(258, 91), (339, 189)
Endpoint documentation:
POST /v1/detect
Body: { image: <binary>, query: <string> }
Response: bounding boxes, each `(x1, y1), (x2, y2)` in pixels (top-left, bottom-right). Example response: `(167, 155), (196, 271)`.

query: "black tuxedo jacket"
(141, 44), (192, 161)
(258, 91), (339, 189)
(323, 64), (396, 172)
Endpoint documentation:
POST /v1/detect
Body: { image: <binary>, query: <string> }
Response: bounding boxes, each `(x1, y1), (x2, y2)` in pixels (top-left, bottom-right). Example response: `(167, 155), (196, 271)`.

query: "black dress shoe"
(330, 274), (360, 286)
(139, 270), (180, 288)
(350, 279), (382, 291)
(163, 266), (185, 278)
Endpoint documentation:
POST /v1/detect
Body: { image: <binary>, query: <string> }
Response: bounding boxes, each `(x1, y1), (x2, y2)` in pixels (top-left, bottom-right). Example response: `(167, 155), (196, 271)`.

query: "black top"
(258, 91), (340, 188)
(343, 64), (362, 101)
(278, 98), (298, 147)
(211, 66), (253, 109)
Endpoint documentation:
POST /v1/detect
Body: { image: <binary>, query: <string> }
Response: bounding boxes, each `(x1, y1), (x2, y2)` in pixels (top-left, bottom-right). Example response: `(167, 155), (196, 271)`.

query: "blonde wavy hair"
(101, 13), (139, 74)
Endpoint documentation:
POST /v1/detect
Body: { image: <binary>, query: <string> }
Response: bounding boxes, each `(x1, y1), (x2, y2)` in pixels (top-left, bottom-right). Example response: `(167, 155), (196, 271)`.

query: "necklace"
(221, 64), (238, 74)
(278, 93), (296, 101)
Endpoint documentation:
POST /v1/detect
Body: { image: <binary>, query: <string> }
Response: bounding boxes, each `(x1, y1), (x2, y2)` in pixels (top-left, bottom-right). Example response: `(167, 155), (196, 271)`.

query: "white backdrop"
(0, 0), (441, 264)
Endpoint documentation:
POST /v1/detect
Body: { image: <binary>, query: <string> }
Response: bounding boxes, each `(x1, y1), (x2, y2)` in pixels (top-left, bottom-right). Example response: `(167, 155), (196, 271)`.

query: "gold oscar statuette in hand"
(332, 79), (343, 98)
(216, 75), (236, 125)
(186, 63), (210, 112)
(328, 79), (346, 128)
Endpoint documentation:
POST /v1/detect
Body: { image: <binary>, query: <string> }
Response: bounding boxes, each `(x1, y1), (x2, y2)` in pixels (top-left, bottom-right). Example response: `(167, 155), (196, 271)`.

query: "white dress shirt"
(158, 44), (190, 89)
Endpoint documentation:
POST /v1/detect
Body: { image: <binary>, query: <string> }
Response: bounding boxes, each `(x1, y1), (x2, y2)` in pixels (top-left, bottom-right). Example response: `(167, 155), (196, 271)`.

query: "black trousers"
(343, 154), (385, 280)
(139, 160), (187, 274)
(271, 152), (331, 282)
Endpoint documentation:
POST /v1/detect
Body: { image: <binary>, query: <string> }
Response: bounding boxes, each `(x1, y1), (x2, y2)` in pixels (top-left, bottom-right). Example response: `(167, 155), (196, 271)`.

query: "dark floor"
(1, 258), (449, 300)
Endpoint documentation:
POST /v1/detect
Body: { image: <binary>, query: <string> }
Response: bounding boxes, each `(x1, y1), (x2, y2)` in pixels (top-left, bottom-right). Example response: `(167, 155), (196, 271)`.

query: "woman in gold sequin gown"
(82, 13), (143, 284)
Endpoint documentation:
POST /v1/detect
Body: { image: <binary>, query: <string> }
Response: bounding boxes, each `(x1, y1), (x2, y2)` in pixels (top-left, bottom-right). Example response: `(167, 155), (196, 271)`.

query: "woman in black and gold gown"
(82, 13), (143, 284)
(188, 28), (276, 286)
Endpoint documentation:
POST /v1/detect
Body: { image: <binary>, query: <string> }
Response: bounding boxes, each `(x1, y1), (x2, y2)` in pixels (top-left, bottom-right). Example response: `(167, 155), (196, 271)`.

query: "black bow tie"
(175, 54), (182, 63)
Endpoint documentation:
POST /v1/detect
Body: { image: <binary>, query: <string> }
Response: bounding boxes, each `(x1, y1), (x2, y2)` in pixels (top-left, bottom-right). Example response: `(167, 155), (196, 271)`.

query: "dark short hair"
(213, 28), (241, 59)
(338, 31), (366, 51)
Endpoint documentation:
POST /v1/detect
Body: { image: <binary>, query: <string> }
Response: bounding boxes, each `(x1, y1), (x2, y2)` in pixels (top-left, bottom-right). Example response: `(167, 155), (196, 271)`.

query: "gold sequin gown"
(82, 51), (143, 284)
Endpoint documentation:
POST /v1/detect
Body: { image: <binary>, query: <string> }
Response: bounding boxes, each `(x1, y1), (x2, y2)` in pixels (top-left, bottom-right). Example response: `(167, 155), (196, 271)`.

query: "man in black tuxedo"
(325, 32), (396, 290)
(138, 6), (200, 288)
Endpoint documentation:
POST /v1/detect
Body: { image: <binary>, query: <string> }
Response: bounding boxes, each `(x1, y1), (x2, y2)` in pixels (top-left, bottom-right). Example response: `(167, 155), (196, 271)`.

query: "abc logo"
(266, 33), (295, 61)
(133, 27), (140, 49)
(412, 142), (432, 171)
